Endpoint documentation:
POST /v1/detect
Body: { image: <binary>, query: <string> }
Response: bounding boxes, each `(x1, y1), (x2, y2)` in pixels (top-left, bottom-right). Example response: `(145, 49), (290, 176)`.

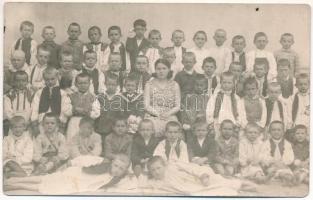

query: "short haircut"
(14, 70), (29, 82)
(294, 124), (308, 133)
(277, 58), (290, 69)
(43, 67), (58, 78)
(171, 29), (185, 38)
(79, 116), (95, 127)
(42, 26), (55, 35)
(193, 30), (207, 41)
(108, 26), (122, 35)
(163, 47), (175, 55)
(267, 82), (281, 92)
(68, 22), (81, 31)
(135, 55), (149, 64)
(37, 46), (50, 55)
(109, 52), (122, 60)
(83, 49), (97, 59)
(124, 74), (138, 85)
(133, 19), (147, 28)
(105, 73), (119, 84)
(147, 156), (166, 175)
(254, 32), (267, 42)
(43, 112), (60, 124)
(88, 26), (102, 36)
(148, 29), (161, 39)
(60, 51), (73, 61)
(214, 28), (227, 36)
(195, 74), (208, 84)
(245, 122), (262, 133)
(112, 116), (128, 127)
(9, 116), (26, 128)
(253, 58), (269, 69)
(296, 73), (309, 84)
(192, 117), (208, 131)
(138, 119), (155, 131)
(229, 62), (243, 71)
(20, 20), (34, 31)
(243, 76), (258, 89)
(220, 119), (234, 129)
(155, 58), (171, 69)
(182, 51), (196, 60)
(165, 121), (182, 132)
(202, 57), (216, 68)
(220, 71), (235, 82)
(269, 120), (285, 130)
(75, 72), (91, 83)
(232, 35), (246, 44)
(280, 33), (294, 41)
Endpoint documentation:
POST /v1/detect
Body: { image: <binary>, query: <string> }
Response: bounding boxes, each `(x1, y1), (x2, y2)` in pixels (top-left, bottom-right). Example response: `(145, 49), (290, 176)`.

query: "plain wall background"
(4, 3), (311, 70)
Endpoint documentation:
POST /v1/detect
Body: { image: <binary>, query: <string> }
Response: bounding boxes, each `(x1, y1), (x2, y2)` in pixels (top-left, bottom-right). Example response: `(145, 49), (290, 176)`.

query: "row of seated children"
(3, 111), (309, 187)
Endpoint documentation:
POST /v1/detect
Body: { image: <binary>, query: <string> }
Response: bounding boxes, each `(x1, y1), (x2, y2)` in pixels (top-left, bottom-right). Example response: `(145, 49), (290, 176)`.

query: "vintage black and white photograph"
(2, 2), (311, 197)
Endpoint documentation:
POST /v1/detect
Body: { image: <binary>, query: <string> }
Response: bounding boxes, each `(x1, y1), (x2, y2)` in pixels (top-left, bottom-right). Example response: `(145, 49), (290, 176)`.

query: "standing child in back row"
(169, 30), (186, 71)
(11, 21), (37, 66)
(225, 35), (247, 73)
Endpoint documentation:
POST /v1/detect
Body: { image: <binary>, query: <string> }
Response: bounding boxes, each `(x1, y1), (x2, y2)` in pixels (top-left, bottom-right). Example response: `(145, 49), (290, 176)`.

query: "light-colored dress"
(144, 79), (180, 137)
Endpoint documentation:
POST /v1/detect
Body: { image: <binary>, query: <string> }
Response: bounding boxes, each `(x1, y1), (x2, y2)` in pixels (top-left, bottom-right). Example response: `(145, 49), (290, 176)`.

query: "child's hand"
(200, 174), (210, 187)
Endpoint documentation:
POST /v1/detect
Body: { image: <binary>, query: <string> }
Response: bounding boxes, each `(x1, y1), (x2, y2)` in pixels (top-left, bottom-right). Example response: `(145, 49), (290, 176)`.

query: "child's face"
(245, 126), (260, 142)
(108, 29), (121, 44)
(149, 160), (166, 180)
(134, 25), (146, 38)
(280, 35), (294, 50)
(163, 52), (176, 64)
(109, 55), (122, 71)
(42, 28), (56, 41)
(75, 77), (90, 93)
(111, 159), (128, 177)
(221, 76), (234, 91)
(245, 83), (258, 98)
(232, 38), (246, 53)
(254, 64), (266, 78)
(171, 32), (185, 47)
(269, 123), (284, 140)
(296, 78), (309, 93)
(105, 79), (118, 94)
(113, 120), (128, 136)
(202, 62), (216, 77)
(43, 117), (58, 134)
(135, 57), (149, 73)
(213, 31), (227, 46)
(254, 36), (268, 50)
(21, 25), (33, 39)
(194, 124), (208, 139)
(89, 29), (101, 43)
(149, 34), (161, 47)
(139, 122), (154, 139)
(84, 53), (97, 68)
(294, 128), (307, 143)
(124, 80), (137, 94)
(229, 64), (243, 79)
(11, 121), (26, 137)
(166, 126), (181, 143)
(15, 74), (28, 90)
(36, 50), (50, 66)
(277, 65), (290, 79)
(61, 55), (74, 70)
(194, 80), (207, 94)
(182, 56), (196, 70)
(11, 54), (25, 70)
(267, 86), (281, 101)
(44, 72), (58, 88)
(194, 33), (207, 48)
(67, 25), (81, 40)
(79, 123), (93, 138)
(220, 122), (233, 140)
(155, 62), (170, 80)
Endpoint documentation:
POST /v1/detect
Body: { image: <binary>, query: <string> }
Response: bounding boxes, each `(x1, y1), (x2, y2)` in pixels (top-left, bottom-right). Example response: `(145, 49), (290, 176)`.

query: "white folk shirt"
(291, 92), (310, 126)
(153, 140), (189, 163)
(209, 45), (231, 75)
(189, 47), (211, 74)
(246, 49), (277, 80)
(4, 90), (32, 122)
(83, 43), (111, 73)
(30, 63), (47, 89)
(144, 47), (161, 74)
(173, 46), (184, 67)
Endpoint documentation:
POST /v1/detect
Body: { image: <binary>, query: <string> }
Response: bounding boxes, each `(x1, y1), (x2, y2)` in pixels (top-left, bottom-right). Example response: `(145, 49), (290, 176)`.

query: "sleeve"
(60, 92), (72, 123)
(282, 100), (292, 130)
(90, 98), (101, 119)
(294, 52), (300, 73)
(100, 47), (111, 73)
(144, 82), (159, 117)
(16, 137), (33, 164)
(30, 90), (41, 122)
(125, 51), (131, 74)
(239, 140), (248, 166)
(259, 99), (267, 128)
(186, 141), (194, 162)
(91, 134), (102, 156)
(98, 71), (105, 94)
(260, 142), (271, 166)
(206, 92), (216, 125)
(224, 51), (232, 72)
(282, 141), (295, 166)
(267, 52), (277, 81)
(232, 141), (240, 164)
(57, 134), (69, 161)
(4, 96), (14, 120)
(3, 137), (10, 161)
(125, 37), (132, 53)
(207, 140), (217, 164)
(179, 142), (189, 163)
(130, 139), (141, 165)
(30, 40), (38, 66)
(214, 143), (225, 164)
(237, 97), (247, 128)
(33, 136), (43, 162)
(125, 138), (133, 158)
(245, 51), (255, 73)
(104, 135), (115, 160)
(69, 136), (81, 159)
(166, 82), (181, 116)
(153, 141), (167, 161)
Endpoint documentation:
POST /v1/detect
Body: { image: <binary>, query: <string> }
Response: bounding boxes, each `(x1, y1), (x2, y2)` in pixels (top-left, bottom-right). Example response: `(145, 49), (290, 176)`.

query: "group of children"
(3, 18), (310, 194)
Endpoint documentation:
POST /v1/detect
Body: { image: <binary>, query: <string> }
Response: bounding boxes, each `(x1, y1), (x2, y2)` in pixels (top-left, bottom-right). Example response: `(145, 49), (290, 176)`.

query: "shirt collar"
(183, 68), (194, 75)
(271, 138), (282, 144)
(83, 64), (96, 71)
